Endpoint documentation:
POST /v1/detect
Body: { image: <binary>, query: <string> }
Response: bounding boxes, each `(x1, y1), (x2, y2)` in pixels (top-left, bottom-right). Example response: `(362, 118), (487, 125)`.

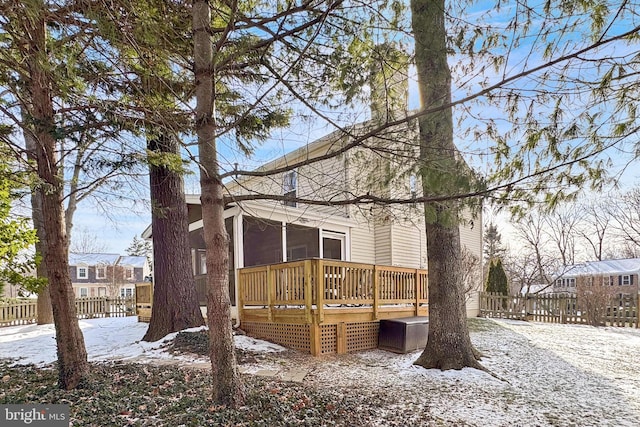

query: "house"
(69, 253), (150, 298)
(142, 55), (484, 354)
(553, 258), (640, 297)
(161, 104), (483, 319)
(145, 57), (483, 317)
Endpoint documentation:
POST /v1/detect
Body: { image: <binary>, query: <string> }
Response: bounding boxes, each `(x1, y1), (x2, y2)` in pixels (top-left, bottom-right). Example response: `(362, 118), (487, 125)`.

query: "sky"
(1, 316), (639, 425)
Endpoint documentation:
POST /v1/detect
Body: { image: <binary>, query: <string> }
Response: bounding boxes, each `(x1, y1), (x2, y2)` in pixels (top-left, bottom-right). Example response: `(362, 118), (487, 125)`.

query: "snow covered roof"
(117, 256), (147, 268)
(68, 253), (120, 266)
(68, 253), (147, 268)
(564, 258), (640, 276)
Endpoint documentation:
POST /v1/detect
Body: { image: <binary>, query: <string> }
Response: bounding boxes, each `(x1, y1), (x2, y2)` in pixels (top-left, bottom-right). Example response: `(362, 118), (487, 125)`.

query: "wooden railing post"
(316, 259), (324, 323)
(267, 265), (274, 322)
(414, 269), (420, 316)
(237, 271), (245, 325)
(304, 260), (312, 324)
(372, 265), (379, 320)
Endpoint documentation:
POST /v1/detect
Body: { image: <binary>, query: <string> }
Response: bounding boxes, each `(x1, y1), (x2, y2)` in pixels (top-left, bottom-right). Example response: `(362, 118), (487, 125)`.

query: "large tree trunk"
(23, 113), (54, 324)
(24, 1), (88, 388)
(142, 133), (205, 342)
(193, 0), (244, 407)
(411, 0), (483, 371)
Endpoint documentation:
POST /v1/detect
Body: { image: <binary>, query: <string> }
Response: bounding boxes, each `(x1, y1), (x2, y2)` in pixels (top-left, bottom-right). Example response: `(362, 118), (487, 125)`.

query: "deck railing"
(238, 259), (428, 323)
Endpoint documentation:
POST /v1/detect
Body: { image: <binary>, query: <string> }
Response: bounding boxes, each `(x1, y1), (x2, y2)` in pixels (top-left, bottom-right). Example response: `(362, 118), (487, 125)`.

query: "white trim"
(235, 213), (244, 269)
(320, 230), (347, 261)
(281, 222), (287, 262)
(77, 265), (88, 280)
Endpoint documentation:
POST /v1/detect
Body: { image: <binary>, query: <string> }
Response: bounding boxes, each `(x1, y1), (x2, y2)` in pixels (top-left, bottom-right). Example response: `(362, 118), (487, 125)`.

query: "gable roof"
(69, 253), (120, 266)
(564, 258), (640, 276)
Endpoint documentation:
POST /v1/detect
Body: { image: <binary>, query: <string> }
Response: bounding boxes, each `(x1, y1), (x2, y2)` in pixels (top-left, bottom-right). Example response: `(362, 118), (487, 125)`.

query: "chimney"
(369, 43), (409, 123)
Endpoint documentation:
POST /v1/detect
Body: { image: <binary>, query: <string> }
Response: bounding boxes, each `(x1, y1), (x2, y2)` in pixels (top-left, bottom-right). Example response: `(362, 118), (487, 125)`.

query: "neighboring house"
(143, 60), (484, 318)
(69, 253), (150, 298)
(553, 258), (640, 297)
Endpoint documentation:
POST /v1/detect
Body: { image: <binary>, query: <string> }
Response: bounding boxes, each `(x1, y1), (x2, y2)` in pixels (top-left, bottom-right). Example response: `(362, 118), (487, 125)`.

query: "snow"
(68, 253), (120, 266)
(1, 316), (639, 426)
(0, 317), (283, 366)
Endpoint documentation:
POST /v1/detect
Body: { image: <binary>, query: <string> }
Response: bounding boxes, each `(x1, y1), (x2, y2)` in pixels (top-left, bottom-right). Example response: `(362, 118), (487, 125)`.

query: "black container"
(378, 316), (429, 353)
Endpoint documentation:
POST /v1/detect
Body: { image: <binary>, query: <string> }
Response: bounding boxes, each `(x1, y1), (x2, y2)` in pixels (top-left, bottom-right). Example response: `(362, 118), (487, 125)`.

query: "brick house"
(69, 253), (150, 298)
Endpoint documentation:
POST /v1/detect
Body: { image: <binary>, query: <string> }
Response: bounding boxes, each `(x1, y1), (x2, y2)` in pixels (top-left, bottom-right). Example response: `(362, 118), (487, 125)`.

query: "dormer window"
(96, 265), (106, 279)
(77, 266), (88, 280)
(283, 170), (297, 207)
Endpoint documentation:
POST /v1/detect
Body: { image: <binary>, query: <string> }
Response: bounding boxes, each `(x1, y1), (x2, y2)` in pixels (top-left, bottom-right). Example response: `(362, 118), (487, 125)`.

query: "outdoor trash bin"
(378, 316), (429, 353)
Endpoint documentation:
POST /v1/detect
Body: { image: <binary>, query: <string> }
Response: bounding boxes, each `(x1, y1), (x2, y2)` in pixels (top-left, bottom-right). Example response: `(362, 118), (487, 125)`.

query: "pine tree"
(485, 259), (509, 296)
(484, 223), (506, 263)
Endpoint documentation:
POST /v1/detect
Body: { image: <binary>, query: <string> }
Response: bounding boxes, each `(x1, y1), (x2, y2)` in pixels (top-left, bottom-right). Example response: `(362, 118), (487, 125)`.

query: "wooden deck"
(238, 259), (428, 355)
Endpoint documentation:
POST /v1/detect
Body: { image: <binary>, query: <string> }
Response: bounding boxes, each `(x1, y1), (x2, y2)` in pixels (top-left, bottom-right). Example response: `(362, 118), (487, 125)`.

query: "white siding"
(390, 223), (425, 269)
(374, 222), (393, 265)
(350, 224), (376, 264)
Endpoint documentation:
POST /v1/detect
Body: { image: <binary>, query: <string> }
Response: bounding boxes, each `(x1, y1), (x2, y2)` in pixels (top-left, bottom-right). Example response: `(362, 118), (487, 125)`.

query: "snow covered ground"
(1, 316), (639, 426)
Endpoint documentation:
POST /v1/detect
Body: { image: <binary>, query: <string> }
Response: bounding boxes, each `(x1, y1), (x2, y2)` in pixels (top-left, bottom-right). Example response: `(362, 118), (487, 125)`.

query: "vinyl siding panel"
(374, 222), (392, 265)
(350, 223), (376, 264)
(390, 223), (426, 269)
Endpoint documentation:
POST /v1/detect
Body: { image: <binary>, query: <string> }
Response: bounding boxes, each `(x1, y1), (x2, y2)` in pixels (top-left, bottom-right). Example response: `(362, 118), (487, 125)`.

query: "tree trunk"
(142, 133), (205, 342)
(24, 1), (88, 388)
(33, 190), (53, 325)
(411, 0), (484, 371)
(193, 0), (244, 407)
(22, 110), (54, 324)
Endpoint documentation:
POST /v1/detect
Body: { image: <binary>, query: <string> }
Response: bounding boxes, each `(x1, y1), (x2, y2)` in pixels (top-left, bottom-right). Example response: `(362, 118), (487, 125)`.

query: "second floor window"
(621, 275), (631, 286)
(77, 267), (88, 280)
(124, 267), (134, 280)
(96, 266), (106, 279)
(283, 170), (297, 207)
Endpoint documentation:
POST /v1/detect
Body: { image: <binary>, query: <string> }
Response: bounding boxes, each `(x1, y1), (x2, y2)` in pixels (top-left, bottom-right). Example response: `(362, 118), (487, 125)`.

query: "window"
(622, 275), (631, 286)
(282, 170), (297, 207)
(120, 287), (134, 298)
(77, 266), (88, 280)
(79, 287), (88, 297)
(287, 245), (307, 261)
(199, 250), (207, 275)
(555, 279), (563, 288)
(603, 276), (614, 286)
(96, 266), (106, 279)
(567, 278), (576, 288)
(586, 277), (593, 286)
(124, 267), (134, 280)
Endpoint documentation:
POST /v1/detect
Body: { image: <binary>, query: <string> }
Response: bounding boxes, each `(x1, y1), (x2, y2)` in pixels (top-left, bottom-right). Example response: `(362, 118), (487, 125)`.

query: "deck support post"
(310, 323), (321, 356)
(304, 260), (312, 324)
(336, 322), (347, 354)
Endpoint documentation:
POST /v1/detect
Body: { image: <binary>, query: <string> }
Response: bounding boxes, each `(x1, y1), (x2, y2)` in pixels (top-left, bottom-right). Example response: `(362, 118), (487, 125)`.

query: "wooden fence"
(480, 292), (639, 327)
(0, 296), (136, 327)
